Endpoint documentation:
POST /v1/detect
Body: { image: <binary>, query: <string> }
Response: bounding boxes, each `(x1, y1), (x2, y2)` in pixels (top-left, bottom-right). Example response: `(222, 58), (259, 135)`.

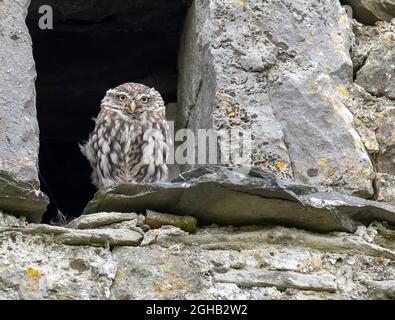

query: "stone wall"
(0, 0), (40, 185)
(1, 211), (394, 300)
(0, 0), (395, 300)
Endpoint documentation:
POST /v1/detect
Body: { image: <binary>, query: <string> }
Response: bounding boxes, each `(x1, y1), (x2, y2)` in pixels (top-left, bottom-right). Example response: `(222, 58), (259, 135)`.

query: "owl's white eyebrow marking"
(115, 91), (134, 100)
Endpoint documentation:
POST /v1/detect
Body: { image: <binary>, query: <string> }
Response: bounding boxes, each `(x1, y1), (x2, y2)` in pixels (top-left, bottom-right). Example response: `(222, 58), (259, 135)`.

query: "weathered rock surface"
(348, 21), (395, 205)
(376, 173), (395, 204)
(0, 0), (40, 185)
(356, 30), (395, 100)
(0, 171), (48, 223)
(178, 0), (375, 197)
(67, 212), (138, 230)
(1, 212), (394, 300)
(84, 167), (395, 233)
(342, 0), (395, 25)
(343, 84), (392, 155)
(376, 107), (395, 174)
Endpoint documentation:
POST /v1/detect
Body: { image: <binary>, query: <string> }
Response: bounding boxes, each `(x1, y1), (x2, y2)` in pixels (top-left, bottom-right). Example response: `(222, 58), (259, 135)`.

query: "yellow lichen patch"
(338, 85), (349, 97)
(238, 0), (247, 6)
(154, 273), (188, 294)
(317, 157), (330, 169)
(26, 267), (42, 280)
(384, 33), (394, 46)
(154, 258), (189, 294)
(275, 161), (287, 170)
(227, 107), (239, 118)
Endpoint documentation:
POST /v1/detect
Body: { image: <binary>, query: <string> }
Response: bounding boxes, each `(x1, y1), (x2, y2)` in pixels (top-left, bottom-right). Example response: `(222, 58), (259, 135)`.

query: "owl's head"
(102, 82), (165, 116)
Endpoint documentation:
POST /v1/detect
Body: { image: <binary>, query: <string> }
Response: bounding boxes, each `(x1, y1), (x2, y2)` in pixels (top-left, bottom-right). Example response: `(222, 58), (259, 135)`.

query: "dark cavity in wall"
(27, 0), (191, 223)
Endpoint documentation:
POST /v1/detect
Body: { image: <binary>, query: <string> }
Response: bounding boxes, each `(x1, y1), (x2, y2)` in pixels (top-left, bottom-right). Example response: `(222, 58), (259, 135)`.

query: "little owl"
(80, 83), (171, 188)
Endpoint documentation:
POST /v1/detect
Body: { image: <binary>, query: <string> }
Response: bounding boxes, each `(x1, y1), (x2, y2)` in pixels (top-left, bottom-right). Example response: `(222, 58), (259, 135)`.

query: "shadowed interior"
(26, 0), (190, 223)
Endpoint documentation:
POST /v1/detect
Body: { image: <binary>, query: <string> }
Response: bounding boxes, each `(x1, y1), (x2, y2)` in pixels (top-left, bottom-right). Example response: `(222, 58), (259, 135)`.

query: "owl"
(80, 83), (171, 188)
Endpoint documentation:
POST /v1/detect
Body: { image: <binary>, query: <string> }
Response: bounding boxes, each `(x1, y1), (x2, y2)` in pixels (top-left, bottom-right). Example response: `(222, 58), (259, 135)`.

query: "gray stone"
(376, 108), (395, 173)
(343, 84), (393, 155)
(356, 32), (395, 100)
(178, 0), (374, 197)
(0, 171), (48, 223)
(351, 21), (395, 73)
(67, 212), (138, 230)
(56, 228), (143, 248)
(376, 173), (395, 204)
(366, 280), (395, 299)
(214, 270), (337, 293)
(342, 0), (395, 25)
(0, 222), (143, 248)
(0, 0), (40, 184)
(0, 226), (117, 299)
(84, 166), (395, 233)
(110, 246), (203, 300)
(0, 211), (27, 227)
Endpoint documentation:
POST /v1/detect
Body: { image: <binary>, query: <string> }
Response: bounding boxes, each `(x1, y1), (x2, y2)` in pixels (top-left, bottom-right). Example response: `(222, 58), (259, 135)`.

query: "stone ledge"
(84, 167), (395, 234)
(0, 223), (142, 248)
(0, 171), (49, 223)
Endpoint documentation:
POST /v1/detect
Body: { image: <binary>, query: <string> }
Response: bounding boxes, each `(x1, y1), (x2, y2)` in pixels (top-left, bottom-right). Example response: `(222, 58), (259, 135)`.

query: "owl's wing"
(80, 137), (101, 188)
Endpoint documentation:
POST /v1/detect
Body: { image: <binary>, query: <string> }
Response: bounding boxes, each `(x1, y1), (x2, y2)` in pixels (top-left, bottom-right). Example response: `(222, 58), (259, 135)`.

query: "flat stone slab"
(0, 171), (49, 223)
(214, 270), (337, 293)
(67, 212), (138, 230)
(83, 167), (395, 233)
(0, 223), (143, 248)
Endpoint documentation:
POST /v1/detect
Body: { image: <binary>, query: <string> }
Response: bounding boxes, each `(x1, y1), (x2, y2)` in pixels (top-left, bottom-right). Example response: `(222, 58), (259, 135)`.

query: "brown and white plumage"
(80, 83), (171, 188)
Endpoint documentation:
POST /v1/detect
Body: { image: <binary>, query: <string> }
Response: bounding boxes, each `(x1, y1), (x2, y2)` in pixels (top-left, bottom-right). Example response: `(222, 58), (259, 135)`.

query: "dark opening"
(26, 1), (190, 223)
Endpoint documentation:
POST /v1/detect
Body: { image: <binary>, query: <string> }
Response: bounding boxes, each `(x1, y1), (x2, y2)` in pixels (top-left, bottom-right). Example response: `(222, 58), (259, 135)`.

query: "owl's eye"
(118, 95), (127, 102)
(140, 96), (149, 104)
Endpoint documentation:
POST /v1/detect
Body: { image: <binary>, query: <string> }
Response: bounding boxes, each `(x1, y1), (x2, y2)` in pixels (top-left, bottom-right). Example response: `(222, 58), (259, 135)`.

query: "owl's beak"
(130, 101), (137, 113)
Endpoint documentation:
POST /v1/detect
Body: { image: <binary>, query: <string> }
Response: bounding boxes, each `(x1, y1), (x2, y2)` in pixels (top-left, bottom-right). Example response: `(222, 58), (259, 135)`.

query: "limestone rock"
(0, 226), (117, 299)
(0, 0), (40, 184)
(376, 173), (395, 204)
(111, 246), (202, 300)
(344, 84), (394, 156)
(356, 31), (395, 100)
(1, 211), (394, 299)
(67, 212), (138, 230)
(0, 171), (48, 223)
(214, 270), (337, 293)
(342, 0), (395, 25)
(0, 222), (143, 248)
(376, 107), (395, 173)
(84, 166), (395, 233)
(178, 0), (374, 197)
(366, 280), (395, 299)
